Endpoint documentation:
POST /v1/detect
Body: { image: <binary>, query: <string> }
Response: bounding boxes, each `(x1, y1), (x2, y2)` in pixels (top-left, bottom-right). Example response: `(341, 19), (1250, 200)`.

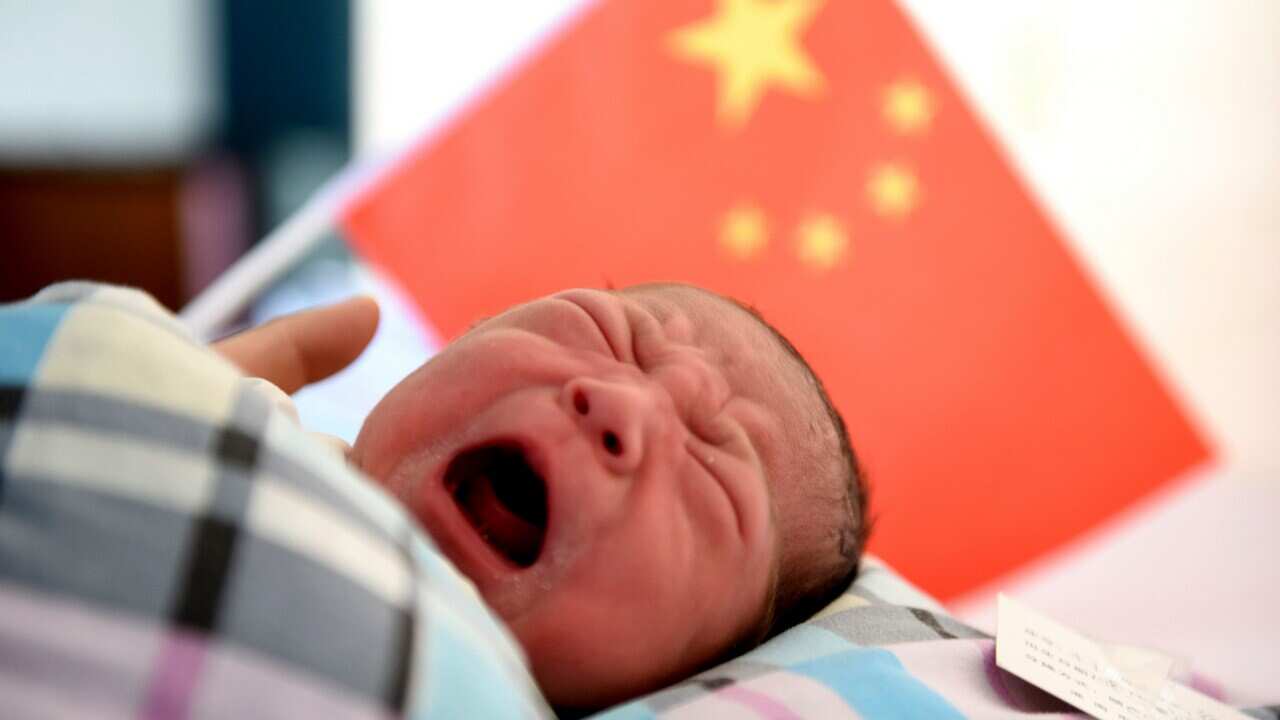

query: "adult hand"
(213, 296), (380, 394)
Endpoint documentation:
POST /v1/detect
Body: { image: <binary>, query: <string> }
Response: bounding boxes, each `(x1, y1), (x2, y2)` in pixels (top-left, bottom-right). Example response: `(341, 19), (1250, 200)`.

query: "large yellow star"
(669, 0), (826, 129)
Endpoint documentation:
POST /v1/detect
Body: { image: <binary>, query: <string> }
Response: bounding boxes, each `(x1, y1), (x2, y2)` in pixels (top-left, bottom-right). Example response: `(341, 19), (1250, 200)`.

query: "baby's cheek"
(353, 383), (414, 468)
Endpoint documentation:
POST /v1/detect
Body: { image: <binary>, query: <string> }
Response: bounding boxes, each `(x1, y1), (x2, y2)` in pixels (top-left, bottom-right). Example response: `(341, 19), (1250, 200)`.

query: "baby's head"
(353, 283), (868, 709)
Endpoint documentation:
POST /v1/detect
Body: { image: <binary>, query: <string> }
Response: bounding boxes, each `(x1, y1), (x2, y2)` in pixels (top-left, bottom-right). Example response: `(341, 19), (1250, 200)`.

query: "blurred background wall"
(0, 0), (348, 309)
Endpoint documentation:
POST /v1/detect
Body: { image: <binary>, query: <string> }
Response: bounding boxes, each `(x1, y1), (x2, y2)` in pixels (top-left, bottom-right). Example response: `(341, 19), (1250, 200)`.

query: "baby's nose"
(561, 377), (652, 475)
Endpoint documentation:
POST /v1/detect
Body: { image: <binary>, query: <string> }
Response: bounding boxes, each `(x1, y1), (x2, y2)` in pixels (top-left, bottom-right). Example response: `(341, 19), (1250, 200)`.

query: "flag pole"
(179, 159), (379, 341)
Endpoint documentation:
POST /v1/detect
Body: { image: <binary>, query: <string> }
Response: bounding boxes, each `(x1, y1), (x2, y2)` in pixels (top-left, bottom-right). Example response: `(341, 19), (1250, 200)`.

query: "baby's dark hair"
(729, 300), (872, 645)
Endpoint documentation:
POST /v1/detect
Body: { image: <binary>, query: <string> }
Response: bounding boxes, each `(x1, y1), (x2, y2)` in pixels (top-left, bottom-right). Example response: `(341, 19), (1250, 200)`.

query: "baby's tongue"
(464, 474), (542, 566)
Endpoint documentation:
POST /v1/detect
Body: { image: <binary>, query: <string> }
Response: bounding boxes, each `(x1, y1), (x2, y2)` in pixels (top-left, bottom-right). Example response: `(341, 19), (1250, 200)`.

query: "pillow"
(596, 556), (1278, 718)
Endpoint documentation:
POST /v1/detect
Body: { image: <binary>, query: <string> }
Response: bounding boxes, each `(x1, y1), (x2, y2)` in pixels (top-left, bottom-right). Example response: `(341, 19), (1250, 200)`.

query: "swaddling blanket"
(0, 283), (549, 718)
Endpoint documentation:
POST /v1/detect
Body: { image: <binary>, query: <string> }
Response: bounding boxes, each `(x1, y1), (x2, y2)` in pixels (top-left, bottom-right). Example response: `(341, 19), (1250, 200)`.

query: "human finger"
(214, 295), (380, 394)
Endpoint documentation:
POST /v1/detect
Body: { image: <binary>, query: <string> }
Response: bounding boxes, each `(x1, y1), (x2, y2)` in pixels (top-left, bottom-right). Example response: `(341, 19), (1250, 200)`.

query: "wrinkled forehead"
(619, 283), (827, 464)
(620, 284), (789, 382)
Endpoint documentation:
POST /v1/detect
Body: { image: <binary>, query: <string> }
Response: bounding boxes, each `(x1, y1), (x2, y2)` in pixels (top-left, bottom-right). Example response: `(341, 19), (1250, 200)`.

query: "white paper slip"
(995, 594), (1249, 720)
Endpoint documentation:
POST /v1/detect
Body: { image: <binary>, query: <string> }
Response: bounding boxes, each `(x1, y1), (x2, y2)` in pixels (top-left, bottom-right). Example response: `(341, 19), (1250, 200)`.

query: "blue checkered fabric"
(0, 283), (550, 719)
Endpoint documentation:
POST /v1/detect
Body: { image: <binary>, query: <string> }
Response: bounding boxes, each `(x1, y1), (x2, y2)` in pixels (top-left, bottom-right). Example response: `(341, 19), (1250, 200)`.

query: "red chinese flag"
(341, 0), (1210, 598)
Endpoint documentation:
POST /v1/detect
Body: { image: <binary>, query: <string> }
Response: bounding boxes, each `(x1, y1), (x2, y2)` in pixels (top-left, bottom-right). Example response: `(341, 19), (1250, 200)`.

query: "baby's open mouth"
(444, 442), (548, 568)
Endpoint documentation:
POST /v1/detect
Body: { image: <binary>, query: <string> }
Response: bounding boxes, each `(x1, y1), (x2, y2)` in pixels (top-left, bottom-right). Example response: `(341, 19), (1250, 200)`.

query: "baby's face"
(354, 285), (822, 707)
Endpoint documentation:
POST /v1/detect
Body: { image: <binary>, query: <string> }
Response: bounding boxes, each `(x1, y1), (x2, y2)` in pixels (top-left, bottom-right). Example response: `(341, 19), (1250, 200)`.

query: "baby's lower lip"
(413, 473), (509, 583)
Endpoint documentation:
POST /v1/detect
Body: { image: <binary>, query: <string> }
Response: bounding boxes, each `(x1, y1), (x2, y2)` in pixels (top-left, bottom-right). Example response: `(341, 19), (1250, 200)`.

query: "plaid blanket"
(2, 283), (1274, 719)
(0, 283), (549, 718)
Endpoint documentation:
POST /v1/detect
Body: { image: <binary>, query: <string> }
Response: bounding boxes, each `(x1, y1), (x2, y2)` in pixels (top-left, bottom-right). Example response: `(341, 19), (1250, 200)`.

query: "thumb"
(214, 296), (380, 394)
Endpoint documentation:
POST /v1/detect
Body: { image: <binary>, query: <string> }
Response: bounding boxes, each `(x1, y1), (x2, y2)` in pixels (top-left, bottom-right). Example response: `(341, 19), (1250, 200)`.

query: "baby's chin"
(513, 561), (752, 710)
(514, 600), (698, 711)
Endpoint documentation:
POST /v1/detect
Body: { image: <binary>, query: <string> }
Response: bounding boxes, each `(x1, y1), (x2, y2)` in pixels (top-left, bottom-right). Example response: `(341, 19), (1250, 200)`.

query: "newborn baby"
(351, 283), (870, 709)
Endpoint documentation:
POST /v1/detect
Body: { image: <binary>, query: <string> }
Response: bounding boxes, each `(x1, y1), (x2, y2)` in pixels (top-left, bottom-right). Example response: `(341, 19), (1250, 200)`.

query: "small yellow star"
(669, 0), (826, 129)
(720, 204), (768, 260)
(867, 163), (920, 219)
(795, 213), (849, 270)
(882, 79), (935, 134)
